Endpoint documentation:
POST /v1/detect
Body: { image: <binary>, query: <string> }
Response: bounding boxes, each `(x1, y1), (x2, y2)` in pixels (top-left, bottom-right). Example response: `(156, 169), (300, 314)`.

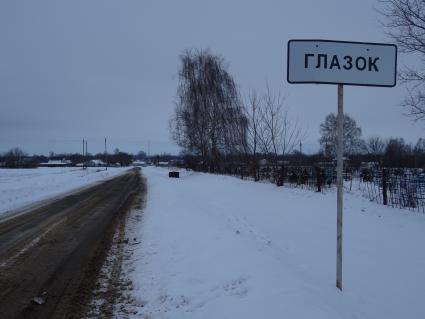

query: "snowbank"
(0, 167), (129, 217)
(124, 167), (425, 318)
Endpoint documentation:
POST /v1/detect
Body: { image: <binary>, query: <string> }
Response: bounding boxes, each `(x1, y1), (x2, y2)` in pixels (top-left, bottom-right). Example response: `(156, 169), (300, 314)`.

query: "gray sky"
(1, 0), (423, 155)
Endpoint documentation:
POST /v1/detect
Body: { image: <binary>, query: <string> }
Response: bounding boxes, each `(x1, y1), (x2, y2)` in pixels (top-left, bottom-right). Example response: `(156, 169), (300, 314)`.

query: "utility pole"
(104, 137), (108, 171)
(299, 141), (302, 154)
(82, 138), (86, 170)
(148, 140), (151, 157)
(85, 140), (88, 169)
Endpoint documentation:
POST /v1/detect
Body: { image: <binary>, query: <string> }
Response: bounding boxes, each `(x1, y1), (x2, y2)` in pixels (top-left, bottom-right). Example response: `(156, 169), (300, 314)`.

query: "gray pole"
(336, 84), (344, 290)
(83, 138), (85, 169)
(148, 140), (151, 157)
(85, 140), (88, 169)
(105, 137), (107, 171)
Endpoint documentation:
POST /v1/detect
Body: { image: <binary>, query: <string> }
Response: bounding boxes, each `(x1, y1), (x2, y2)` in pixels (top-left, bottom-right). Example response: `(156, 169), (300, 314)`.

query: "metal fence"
(224, 165), (340, 192)
(360, 168), (425, 213)
(223, 164), (425, 213)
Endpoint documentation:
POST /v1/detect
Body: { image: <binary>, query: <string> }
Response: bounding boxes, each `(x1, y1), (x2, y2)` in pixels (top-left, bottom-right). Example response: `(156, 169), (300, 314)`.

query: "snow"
(0, 167), (129, 217)
(123, 167), (425, 318)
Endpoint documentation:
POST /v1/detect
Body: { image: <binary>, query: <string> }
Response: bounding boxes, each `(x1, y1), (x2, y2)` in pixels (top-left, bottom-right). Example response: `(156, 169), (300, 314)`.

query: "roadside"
(119, 166), (425, 319)
(83, 174), (147, 318)
(0, 168), (142, 319)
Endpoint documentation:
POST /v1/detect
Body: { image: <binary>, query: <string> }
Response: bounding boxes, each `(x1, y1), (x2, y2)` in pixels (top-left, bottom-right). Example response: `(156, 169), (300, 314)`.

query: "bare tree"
(170, 49), (248, 171)
(366, 136), (386, 155)
(383, 137), (412, 166)
(414, 137), (425, 153)
(242, 89), (262, 179)
(261, 86), (285, 166)
(256, 107), (272, 158)
(244, 90), (261, 158)
(259, 85), (305, 185)
(379, 0), (425, 120)
(365, 136), (386, 164)
(4, 147), (27, 168)
(319, 113), (363, 157)
(281, 107), (305, 160)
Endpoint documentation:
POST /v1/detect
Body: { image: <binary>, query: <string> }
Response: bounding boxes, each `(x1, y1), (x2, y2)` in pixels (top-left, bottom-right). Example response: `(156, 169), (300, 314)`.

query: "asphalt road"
(0, 168), (142, 319)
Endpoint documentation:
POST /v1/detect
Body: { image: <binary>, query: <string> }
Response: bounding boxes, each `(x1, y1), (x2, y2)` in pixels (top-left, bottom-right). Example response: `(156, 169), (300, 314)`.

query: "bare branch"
(379, 0), (425, 121)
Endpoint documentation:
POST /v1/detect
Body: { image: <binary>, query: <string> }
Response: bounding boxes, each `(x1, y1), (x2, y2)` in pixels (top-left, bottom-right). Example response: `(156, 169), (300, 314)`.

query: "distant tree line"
(0, 147), (190, 169)
(179, 137), (425, 169)
(0, 148), (38, 168)
(0, 148), (135, 168)
(354, 137), (425, 168)
(318, 112), (425, 168)
(1, 135), (425, 171)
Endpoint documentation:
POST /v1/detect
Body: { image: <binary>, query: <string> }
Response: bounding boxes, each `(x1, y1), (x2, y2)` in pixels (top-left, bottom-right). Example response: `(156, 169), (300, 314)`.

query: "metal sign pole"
(336, 84), (344, 290)
(287, 39), (397, 291)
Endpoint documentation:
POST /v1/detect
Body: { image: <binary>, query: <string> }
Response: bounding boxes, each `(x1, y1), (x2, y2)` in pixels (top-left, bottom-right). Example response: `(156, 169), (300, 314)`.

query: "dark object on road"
(169, 171), (180, 178)
(32, 291), (48, 305)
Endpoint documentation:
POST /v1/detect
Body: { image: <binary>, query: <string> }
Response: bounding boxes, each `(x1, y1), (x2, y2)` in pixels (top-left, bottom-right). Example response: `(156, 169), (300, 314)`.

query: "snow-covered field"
(123, 166), (425, 319)
(0, 167), (129, 217)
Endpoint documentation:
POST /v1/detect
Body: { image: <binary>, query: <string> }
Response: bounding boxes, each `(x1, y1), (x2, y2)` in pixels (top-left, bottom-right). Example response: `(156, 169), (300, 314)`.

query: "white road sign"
(287, 39), (397, 87)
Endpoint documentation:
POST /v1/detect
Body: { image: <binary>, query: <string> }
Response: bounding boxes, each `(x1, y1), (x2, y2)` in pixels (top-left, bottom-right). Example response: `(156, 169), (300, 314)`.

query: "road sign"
(286, 38), (397, 291)
(287, 39), (397, 87)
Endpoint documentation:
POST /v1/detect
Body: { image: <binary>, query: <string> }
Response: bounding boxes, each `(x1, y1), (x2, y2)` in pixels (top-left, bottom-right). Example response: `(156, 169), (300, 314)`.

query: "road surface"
(0, 168), (142, 319)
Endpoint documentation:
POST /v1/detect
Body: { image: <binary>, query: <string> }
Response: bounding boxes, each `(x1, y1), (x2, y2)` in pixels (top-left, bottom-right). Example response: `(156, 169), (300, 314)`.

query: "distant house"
(156, 161), (169, 167)
(133, 160), (147, 167)
(170, 159), (185, 167)
(75, 159), (107, 167)
(39, 159), (72, 167)
(88, 159), (106, 167)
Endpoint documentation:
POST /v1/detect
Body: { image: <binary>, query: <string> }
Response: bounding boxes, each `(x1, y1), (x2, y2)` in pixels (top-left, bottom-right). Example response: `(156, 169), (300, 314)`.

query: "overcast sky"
(1, 0), (423, 155)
